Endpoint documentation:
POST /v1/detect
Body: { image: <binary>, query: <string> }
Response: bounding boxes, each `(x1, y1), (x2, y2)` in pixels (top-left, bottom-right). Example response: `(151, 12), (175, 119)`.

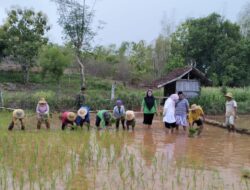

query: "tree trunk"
(22, 65), (30, 84)
(76, 55), (85, 87)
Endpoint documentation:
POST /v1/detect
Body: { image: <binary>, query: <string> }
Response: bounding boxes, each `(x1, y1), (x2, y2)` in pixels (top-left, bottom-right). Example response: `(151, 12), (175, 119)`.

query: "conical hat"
(77, 108), (87, 118)
(13, 109), (25, 119)
(189, 104), (199, 111)
(38, 98), (47, 104)
(125, 110), (135, 120)
(225, 92), (233, 98)
(67, 112), (76, 121)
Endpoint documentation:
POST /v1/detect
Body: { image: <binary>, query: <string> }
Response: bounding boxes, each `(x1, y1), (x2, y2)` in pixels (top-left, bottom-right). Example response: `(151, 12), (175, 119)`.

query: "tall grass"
(191, 87), (250, 114)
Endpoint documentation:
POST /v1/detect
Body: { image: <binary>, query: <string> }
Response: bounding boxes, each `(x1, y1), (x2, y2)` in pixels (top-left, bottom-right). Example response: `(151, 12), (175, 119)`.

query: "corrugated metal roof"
(152, 66), (212, 88)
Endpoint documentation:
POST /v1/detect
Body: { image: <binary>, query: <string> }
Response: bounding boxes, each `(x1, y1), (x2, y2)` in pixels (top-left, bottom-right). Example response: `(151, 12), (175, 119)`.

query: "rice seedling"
(242, 169), (250, 179)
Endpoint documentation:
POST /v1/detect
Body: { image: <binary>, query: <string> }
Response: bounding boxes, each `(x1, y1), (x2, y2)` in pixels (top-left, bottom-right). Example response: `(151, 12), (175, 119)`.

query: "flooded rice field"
(0, 112), (249, 189)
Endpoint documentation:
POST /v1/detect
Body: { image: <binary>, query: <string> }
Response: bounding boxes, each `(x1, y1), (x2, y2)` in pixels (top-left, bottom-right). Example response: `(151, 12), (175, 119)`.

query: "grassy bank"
(0, 71), (162, 111)
(190, 87), (250, 114)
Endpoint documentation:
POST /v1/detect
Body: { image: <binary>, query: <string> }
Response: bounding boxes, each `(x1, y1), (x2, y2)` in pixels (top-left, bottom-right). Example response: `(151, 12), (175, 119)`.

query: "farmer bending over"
(8, 109), (25, 130)
(224, 92), (237, 132)
(61, 112), (77, 130)
(36, 98), (50, 129)
(125, 110), (135, 130)
(113, 100), (125, 130)
(95, 110), (111, 129)
(75, 106), (90, 129)
(188, 104), (205, 136)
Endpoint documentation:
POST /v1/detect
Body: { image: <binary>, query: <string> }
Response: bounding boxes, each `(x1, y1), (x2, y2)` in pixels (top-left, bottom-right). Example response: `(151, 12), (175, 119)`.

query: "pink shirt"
(61, 112), (69, 123)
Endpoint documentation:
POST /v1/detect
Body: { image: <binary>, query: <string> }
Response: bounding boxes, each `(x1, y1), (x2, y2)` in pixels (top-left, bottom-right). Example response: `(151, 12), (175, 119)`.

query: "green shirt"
(97, 110), (108, 128)
(141, 99), (157, 114)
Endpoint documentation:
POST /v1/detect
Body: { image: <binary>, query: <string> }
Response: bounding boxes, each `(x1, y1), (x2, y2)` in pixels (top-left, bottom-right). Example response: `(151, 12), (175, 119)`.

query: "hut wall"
(176, 79), (200, 98)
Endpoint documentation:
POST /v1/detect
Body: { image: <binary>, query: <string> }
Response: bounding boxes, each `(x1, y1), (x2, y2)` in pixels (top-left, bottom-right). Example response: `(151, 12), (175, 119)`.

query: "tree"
(170, 13), (242, 85)
(52, 0), (99, 88)
(3, 8), (49, 83)
(238, 2), (250, 38)
(38, 45), (73, 84)
(152, 35), (171, 78)
(0, 26), (8, 60)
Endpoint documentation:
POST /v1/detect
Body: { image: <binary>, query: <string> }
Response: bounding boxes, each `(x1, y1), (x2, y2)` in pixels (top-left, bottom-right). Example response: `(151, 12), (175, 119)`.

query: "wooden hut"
(153, 66), (212, 99)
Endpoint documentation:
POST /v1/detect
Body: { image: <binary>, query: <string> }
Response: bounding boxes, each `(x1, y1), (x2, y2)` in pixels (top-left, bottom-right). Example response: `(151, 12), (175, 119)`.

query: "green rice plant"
(241, 169), (250, 179)
(188, 127), (198, 137)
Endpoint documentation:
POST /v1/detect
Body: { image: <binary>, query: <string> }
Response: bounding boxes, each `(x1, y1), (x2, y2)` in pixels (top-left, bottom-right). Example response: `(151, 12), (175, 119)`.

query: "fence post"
(0, 88), (3, 107)
(111, 82), (116, 101)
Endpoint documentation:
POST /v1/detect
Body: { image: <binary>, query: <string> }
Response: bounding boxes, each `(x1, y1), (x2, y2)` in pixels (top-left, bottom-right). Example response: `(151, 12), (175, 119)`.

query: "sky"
(0, 0), (249, 46)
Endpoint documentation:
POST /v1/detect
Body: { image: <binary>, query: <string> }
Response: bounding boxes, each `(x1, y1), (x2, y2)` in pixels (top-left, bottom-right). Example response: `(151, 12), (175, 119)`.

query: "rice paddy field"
(0, 111), (249, 190)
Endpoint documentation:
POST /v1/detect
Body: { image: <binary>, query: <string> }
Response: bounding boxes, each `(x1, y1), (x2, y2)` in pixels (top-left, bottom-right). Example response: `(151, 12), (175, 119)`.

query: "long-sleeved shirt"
(36, 104), (49, 119)
(141, 99), (157, 114)
(75, 106), (90, 125)
(113, 105), (125, 119)
(61, 112), (75, 128)
(97, 110), (109, 128)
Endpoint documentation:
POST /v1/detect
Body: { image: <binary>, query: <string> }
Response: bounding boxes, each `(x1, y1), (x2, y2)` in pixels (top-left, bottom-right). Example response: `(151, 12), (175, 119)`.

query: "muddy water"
(208, 115), (250, 130)
(33, 113), (250, 170)
(108, 114), (250, 189)
(5, 112), (250, 189)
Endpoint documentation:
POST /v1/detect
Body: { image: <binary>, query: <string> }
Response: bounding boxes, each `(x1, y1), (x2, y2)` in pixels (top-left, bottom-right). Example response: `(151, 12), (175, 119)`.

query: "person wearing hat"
(75, 106), (90, 129)
(141, 89), (158, 128)
(95, 110), (111, 129)
(113, 100), (125, 130)
(75, 86), (86, 110)
(8, 109), (25, 130)
(224, 92), (237, 132)
(188, 104), (205, 135)
(36, 98), (50, 129)
(60, 111), (77, 130)
(125, 110), (136, 130)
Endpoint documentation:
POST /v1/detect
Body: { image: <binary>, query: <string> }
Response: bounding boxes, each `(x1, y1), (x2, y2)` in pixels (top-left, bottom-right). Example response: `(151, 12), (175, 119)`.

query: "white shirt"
(163, 98), (176, 123)
(225, 100), (237, 117)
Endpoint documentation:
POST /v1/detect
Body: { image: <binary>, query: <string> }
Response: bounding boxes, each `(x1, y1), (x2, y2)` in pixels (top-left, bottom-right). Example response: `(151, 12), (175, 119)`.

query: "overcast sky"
(0, 0), (249, 46)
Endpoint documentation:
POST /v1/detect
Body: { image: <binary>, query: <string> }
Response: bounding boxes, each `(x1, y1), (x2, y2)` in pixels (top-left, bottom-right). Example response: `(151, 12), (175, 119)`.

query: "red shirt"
(61, 112), (69, 123)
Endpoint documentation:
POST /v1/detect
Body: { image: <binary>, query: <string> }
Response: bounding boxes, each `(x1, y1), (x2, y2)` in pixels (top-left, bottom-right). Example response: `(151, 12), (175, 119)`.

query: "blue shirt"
(75, 106), (90, 124)
(175, 99), (189, 115)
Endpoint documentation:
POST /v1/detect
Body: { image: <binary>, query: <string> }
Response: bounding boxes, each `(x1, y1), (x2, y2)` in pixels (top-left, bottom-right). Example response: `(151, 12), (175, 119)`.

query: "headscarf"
(144, 89), (155, 110)
(169, 94), (179, 102)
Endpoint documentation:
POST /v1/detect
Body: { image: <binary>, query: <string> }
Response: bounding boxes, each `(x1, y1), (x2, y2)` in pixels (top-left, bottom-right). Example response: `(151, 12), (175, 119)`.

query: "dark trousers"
(8, 119), (25, 130)
(126, 119), (135, 130)
(61, 120), (74, 130)
(95, 115), (101, 128)
(116, 117), (125, 129)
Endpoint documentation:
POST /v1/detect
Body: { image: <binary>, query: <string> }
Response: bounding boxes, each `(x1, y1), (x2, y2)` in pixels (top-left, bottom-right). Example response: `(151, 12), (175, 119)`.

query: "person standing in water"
(224, 92), (237, 132)
(141, 89), (157, 128)
(163, 94), (179, 133)
(175, 91), (189, 131)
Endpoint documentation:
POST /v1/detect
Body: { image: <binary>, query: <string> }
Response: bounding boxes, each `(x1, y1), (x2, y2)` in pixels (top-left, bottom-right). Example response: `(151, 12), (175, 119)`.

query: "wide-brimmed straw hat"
(67, 112), (76, 121)
(77, 108), (87, 119)
(38, 98), (47, 104)
(189, 104), (199, 111)
(225, 92), (233, 98)
(125, 110), (135, 121)
(13, 109), (25, 119)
